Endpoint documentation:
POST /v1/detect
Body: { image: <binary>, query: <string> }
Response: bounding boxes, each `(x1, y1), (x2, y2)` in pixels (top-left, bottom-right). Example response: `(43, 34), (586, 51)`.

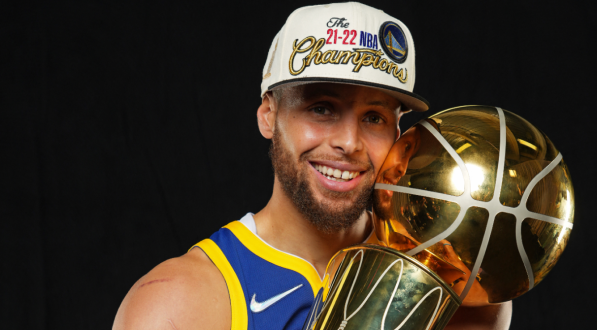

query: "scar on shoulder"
(139, 278), (172, 288)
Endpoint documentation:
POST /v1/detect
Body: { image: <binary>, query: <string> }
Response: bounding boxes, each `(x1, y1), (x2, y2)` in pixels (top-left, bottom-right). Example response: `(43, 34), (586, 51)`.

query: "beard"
(372, 189), (394, 220)
(269, 123), (374, 234)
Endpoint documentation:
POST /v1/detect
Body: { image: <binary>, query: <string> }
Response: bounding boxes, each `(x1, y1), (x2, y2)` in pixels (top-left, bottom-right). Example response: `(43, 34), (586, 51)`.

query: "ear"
(257, 92), (277, 139)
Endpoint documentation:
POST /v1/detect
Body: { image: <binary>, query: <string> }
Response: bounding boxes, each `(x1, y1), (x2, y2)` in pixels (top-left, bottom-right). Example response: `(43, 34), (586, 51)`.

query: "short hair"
(270, 86), (304, 110)
(272, 88), (284, 104)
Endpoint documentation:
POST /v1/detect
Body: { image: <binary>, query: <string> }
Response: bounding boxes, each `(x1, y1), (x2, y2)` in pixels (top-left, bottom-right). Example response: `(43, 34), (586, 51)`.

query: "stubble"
(269, 122), (374, 234)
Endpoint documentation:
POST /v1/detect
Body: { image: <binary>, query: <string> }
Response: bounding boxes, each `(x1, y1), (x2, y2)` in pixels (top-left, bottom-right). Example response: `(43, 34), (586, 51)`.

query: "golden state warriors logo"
(379, 21), (408, 63)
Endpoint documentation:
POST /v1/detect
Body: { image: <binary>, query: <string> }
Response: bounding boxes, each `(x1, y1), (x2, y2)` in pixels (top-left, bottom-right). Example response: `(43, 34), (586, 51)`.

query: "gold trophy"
(303, 106), (574, 329)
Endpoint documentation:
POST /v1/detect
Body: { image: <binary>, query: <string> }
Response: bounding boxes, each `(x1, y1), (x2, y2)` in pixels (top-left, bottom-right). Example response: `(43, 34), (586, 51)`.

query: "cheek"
(284, 121), (328, 157)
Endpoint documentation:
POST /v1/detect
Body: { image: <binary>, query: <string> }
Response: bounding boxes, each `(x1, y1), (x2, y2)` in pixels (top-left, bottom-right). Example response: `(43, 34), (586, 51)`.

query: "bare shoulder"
(445, 301), (512, 330)
(113, 247), (230, 330)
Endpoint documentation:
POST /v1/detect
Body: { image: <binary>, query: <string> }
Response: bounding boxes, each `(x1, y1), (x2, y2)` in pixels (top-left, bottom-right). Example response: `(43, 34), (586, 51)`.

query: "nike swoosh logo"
(250, 284), (303, 313)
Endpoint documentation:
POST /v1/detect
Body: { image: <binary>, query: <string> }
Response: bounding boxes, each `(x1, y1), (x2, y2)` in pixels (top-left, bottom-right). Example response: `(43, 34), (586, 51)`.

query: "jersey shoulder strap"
(191, 238), (248, 330)
(190, 219), (323, 330)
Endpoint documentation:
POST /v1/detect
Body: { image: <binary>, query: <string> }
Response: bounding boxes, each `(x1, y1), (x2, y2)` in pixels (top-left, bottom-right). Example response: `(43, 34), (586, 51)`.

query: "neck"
(253, 177), (372, 278)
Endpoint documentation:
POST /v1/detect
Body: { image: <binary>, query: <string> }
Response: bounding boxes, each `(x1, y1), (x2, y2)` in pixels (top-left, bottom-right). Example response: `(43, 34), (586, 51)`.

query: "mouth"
(312, 163), (361, 183)
(375, 173), (397, 198)
(380, 177), (397, 185)
(377, 168), (399, 186)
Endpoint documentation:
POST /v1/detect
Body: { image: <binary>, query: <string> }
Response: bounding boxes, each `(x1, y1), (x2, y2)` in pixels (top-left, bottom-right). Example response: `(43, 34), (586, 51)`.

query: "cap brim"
(268, 77), (430, 112)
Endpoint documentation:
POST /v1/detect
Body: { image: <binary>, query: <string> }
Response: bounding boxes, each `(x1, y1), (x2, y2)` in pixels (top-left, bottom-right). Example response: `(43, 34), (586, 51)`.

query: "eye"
(364, 114), (385, 124)
(404, 142), (411, 153)
(311, 106), (331, 115)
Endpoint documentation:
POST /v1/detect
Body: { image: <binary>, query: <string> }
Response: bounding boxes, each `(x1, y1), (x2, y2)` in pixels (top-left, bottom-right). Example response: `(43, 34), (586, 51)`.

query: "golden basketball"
(372, 105), (574, 306)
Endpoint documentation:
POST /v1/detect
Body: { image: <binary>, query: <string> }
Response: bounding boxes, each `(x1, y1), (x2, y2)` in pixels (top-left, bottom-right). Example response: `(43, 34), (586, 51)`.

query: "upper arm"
(445, 301), (512, 330)
(113, 248), (231, 330)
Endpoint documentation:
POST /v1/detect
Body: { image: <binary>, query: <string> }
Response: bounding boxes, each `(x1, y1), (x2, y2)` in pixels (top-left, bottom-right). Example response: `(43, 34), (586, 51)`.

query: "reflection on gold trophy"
(303, 106), (574, 329)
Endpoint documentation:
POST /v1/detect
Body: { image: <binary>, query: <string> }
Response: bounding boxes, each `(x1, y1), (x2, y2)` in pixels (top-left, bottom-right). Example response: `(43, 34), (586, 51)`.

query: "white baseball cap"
(261, 2), (429, 112)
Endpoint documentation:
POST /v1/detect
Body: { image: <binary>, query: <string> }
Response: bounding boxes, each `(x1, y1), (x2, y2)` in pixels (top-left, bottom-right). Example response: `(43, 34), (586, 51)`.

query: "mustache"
(300, 152), (374, 171)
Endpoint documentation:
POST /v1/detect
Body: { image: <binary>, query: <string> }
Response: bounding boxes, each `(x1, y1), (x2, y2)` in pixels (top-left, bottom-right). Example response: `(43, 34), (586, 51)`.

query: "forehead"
(279, 83), (401, 110)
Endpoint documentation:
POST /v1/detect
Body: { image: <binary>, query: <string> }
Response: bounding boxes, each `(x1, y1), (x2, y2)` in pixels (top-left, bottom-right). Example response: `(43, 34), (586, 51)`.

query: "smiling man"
(113, 3), (510, 330)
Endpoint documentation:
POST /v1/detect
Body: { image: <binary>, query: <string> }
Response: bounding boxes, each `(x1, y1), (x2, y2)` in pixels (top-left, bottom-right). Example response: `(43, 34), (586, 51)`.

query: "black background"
(2, 0), (595, 329)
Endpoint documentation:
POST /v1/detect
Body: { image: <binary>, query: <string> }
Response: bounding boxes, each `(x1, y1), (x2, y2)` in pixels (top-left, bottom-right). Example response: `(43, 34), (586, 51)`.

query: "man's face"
(373, 125), (422, 219)
(377, 125), (422, 186)
(269, 83), (400, 233)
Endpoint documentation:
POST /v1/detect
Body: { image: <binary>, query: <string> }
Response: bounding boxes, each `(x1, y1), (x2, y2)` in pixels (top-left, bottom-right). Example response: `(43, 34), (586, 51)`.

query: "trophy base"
(304, 244), (461, 330)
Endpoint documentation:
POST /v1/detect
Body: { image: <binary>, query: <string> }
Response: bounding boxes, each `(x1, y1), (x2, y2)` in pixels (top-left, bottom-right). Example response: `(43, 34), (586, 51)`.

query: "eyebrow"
(303, 88), (397, 111)
(366, 100), (392, 108)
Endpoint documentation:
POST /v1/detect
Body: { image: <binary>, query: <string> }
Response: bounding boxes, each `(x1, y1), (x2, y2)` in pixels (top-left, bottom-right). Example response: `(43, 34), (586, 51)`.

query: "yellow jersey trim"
(193, 239), (248, 330)
(224, 221), (322, 297)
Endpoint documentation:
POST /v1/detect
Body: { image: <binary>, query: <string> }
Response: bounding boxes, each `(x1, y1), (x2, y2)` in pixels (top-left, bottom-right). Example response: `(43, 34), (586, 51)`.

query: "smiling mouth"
(313, 163), (361, 182)
(380, 177), (396, 185)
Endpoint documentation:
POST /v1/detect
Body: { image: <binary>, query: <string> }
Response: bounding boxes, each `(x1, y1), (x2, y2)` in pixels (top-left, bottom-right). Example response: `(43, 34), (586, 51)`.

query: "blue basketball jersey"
(190, 213), (324, 330)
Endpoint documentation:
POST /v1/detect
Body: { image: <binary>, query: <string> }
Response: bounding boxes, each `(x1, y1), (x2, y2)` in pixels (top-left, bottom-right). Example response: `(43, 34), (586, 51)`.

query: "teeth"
(313, 163), (361, 182)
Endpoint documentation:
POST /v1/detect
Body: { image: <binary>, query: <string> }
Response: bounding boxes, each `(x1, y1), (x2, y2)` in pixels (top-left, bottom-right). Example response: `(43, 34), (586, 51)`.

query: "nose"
(329, 114), (364, 155)
(396, 153), (408, 176)
(386, 153), (408, 183)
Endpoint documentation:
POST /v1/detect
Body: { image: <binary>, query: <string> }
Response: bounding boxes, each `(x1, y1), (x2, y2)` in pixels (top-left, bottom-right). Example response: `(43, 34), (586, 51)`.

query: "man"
(113, 3), (511, 329)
